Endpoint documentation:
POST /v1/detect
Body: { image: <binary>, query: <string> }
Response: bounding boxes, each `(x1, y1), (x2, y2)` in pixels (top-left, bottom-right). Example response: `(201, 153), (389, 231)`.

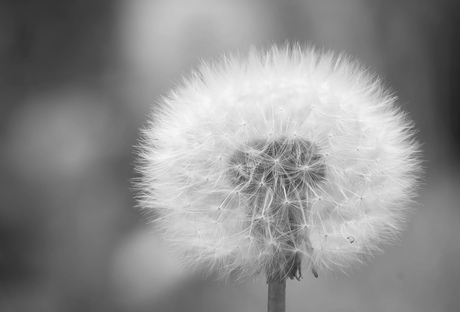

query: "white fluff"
(136, 44), (421, 281)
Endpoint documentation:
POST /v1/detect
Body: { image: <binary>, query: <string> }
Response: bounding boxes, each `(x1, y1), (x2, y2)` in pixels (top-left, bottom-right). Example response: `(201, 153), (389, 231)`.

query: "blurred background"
(0, 0), (459, 311)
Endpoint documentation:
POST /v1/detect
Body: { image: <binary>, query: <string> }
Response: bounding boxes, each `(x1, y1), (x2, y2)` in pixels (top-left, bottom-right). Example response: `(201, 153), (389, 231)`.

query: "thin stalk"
(267, 278), (286, 312)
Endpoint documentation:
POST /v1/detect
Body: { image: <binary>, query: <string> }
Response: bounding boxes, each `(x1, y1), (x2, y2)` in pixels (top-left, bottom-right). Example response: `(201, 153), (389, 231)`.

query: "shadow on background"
(0, 1), (459, 311)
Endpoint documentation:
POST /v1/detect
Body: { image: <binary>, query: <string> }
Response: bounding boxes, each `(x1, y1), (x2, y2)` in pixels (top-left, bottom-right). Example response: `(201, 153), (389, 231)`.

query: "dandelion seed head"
(136, 44), (421, 281)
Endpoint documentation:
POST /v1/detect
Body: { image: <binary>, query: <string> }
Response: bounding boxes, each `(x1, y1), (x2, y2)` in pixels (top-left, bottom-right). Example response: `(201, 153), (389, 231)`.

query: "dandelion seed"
(136, 44), (421, 311)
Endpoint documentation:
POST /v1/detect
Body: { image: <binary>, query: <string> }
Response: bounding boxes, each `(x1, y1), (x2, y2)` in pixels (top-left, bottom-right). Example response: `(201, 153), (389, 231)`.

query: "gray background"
(0, 0), (459, 311)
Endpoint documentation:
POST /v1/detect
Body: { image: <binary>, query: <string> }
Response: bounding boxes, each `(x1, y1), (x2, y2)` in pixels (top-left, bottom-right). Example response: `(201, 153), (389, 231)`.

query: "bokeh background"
(1, 0), (459, 311)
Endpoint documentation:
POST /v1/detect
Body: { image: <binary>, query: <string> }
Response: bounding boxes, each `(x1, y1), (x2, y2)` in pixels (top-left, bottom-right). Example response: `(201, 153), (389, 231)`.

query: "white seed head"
(136, 44), (421, 281)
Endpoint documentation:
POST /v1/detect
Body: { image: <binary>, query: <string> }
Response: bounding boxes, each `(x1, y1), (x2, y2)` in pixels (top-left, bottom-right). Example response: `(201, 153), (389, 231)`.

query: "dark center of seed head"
(228, 136), (325, 194)
(227, 136), (326, 281)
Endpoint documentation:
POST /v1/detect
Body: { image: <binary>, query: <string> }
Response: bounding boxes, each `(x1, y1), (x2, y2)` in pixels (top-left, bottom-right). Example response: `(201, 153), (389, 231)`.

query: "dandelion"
(136, 44), (421, 311)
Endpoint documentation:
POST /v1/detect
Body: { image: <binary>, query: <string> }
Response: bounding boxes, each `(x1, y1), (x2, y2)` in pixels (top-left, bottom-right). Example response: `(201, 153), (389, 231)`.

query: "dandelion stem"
(268, 278), (286, 312)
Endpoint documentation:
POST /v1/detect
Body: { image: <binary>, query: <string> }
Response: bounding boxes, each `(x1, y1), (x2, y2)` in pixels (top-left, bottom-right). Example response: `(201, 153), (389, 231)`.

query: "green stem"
(267, 278), (286, 312)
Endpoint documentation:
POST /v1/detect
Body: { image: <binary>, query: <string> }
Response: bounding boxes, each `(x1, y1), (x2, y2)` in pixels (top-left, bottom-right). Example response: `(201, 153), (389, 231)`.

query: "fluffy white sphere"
(136, 45), (421, 281)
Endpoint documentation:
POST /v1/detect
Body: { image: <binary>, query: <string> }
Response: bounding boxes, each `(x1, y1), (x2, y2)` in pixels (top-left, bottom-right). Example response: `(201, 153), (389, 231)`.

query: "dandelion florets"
(136, 44), (421, 281)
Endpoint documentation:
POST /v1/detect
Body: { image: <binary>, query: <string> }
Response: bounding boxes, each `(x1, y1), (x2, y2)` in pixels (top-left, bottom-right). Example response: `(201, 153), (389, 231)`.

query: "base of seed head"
(228, 136), (325, 282)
